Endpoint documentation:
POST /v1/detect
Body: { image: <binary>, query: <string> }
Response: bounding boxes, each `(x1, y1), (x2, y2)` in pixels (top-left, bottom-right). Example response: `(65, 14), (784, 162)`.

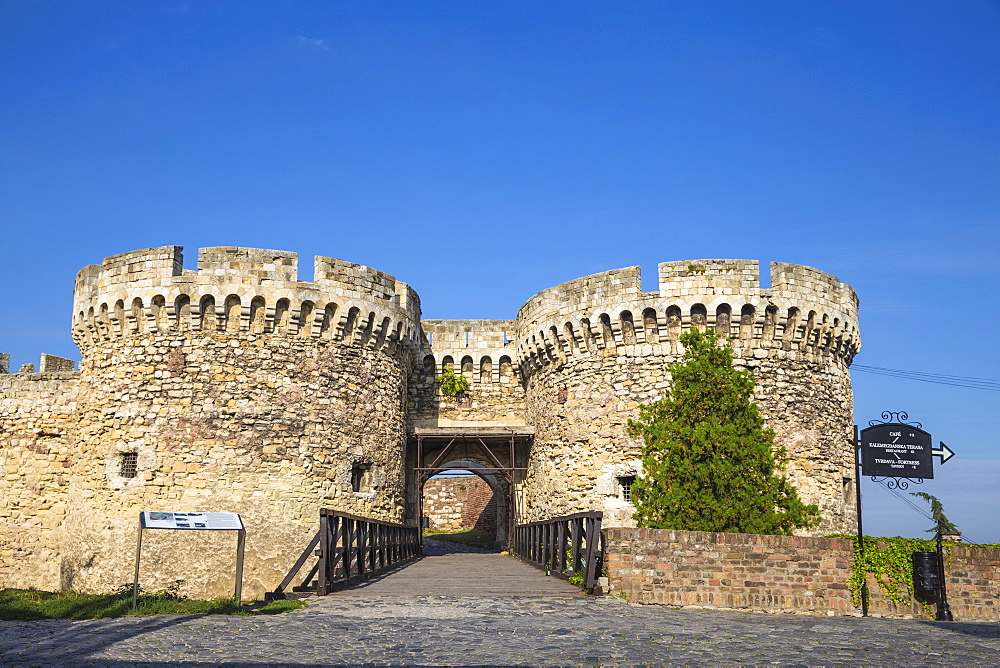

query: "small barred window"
(618, 476), (635, 503)
(120, 452), (138, 478)
(351, 463), (371, 493)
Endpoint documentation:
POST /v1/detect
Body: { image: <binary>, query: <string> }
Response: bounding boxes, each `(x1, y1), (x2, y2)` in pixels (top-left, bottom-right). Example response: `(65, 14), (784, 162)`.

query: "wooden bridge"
(267, 510), (601, 599)
(330, 550), (585, 597)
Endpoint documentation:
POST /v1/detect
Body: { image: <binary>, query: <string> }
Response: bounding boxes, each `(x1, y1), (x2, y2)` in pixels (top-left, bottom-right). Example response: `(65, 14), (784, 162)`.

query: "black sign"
(860, 423), (934, 479)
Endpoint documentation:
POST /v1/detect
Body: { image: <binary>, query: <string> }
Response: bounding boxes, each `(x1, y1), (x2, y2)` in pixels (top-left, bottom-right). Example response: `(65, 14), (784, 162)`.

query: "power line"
(870, 477), (982, 545)
(872, 478), (934, 520)
(860, 366), (1000, 383)
(853, 364), (1000, 391)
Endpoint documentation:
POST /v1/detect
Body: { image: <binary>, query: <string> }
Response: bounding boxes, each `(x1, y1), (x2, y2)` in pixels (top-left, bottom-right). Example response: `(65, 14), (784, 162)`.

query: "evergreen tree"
(909, 492), (959, 535)
(628, 328), (820, 534)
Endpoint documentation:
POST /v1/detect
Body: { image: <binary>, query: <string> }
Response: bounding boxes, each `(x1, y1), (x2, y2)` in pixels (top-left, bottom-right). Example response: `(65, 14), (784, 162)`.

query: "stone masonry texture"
(2, 246), (861, 600)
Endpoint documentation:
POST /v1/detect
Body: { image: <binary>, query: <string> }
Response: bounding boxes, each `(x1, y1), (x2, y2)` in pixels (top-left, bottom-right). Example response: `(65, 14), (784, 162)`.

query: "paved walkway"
(2, 546), (999, 666)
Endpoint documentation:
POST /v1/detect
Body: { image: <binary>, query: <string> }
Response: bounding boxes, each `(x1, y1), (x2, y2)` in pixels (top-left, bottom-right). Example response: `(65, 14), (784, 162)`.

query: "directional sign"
(860, 423), (934, 479)
(933, 442), (955, 464)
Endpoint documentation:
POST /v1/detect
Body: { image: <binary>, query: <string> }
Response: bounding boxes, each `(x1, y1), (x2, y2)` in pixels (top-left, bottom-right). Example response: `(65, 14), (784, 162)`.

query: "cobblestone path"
(4, 594), (1000, 666)
(2, 549), (999, 666)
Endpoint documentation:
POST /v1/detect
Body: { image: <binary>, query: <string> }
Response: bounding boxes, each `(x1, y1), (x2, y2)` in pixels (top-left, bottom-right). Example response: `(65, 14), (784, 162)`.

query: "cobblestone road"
(3, 546), (999, 666)
(4, 593), (999, 666)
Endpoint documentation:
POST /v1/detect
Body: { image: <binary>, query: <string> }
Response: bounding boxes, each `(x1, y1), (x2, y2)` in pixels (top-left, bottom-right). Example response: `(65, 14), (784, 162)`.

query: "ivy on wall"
(835, 534), (1000, 614)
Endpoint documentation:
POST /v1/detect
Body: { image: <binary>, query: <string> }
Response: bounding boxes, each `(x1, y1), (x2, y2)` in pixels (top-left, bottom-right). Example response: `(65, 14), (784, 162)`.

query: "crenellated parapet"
(407, 319), (526, 430)
(72, 246), (424, 361)
(420, 319), (519, 382)
(514, 260), (860, 378)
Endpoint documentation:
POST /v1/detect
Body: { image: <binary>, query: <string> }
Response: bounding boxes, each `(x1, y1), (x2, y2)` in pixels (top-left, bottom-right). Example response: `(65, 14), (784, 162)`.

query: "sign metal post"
(934, 532), (954, 621)
(853, 425), (868, 617)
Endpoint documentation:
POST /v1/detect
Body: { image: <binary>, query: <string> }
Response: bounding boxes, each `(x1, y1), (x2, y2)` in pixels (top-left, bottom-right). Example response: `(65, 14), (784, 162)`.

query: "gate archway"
(407, 428), (533, 547)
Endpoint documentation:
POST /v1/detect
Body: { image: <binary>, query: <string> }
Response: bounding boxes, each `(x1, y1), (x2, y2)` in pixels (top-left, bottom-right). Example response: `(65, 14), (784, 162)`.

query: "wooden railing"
(267, 509), (421, 600)
(512, 511), (603, 592)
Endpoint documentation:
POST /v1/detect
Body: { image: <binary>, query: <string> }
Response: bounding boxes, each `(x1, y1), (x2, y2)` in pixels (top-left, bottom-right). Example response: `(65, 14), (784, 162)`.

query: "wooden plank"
(583, 515), (602, 590)
(272, 532), (320, 595)
(571, 517), (583, 573)
(317, 512), (331, 595)
(330, 553), (585, 597)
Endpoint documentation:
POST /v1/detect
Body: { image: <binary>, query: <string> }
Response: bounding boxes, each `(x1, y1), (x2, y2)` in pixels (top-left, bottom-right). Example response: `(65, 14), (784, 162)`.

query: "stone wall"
(1, 248), (864, 598)
(857, 542), (1000, 621)
(0, 372), (79, 590)
(408, 320), (525, 430)
(932, 544), (1000, 621)
(422, 476), (497, 533)
(39, 354), (76, 373)
(603, 528), (1000, 621)
(515, 260), (860, 535)
(62, 334), (409, 598)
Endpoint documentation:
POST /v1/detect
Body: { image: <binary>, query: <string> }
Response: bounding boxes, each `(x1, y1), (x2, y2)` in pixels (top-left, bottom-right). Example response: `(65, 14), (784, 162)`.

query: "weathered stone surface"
(3, 585), (1000, 665)
(4, 246), (422, 599)
(408, 319), (524, 429)
(515, 260), (859, 535)
(1, 248), (861, 599)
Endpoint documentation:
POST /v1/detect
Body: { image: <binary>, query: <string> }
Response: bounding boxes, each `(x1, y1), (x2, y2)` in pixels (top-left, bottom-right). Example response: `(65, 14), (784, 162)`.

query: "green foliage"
(833, 533), (1000, 615)
(909, 492), (960, 535)
(254, 598), (307, 614)
(562, 549), (583, 580)
(0, 585), (304, 621)
(627, 328), (820, 534)
(837, 534), (940, 613)
(423, 528), (496, 550)
(437, 367), (470, 397)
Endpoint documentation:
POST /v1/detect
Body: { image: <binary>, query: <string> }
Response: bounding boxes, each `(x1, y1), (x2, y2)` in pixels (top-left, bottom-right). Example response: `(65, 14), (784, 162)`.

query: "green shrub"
(437, 367), (470, 397)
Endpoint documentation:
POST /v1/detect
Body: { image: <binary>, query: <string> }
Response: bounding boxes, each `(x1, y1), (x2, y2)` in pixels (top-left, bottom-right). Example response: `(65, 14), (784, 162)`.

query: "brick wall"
(939, 544), (1000, 620)
(861, 542), (1000, 621)
(423, 476), (497, 533)
(603, 528), (1000, 621)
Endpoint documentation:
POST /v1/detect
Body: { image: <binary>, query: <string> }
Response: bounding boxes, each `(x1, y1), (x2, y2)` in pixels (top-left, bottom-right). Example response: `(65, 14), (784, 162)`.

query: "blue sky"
(2, 1), (998, 541)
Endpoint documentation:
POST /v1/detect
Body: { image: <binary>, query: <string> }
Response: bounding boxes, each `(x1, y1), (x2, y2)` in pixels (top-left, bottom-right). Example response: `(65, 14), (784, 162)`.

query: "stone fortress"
(1, 246), (860, 599)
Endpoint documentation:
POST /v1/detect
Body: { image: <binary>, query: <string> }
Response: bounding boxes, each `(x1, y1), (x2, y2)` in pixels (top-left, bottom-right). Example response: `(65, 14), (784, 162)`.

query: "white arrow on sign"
(932, 441), (955, 464)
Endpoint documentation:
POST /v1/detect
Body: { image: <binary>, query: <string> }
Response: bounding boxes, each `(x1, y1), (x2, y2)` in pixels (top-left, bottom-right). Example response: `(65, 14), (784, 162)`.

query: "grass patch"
(423, 528), (497, 550)
(254, 599), (306, 615)
(0, 586), (306, 621)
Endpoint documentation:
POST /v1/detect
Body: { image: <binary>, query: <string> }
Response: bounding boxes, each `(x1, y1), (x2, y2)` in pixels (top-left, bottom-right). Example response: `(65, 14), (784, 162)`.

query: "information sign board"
(859, 423), (934, 479)
(133, 511), (246, 606)
(140, 511), (244, 530)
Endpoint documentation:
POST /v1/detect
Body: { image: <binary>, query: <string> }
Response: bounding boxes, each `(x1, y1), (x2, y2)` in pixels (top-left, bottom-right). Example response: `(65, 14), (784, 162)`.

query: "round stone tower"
(65, 246), (421, 597)
(514, 260), (860, 536)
